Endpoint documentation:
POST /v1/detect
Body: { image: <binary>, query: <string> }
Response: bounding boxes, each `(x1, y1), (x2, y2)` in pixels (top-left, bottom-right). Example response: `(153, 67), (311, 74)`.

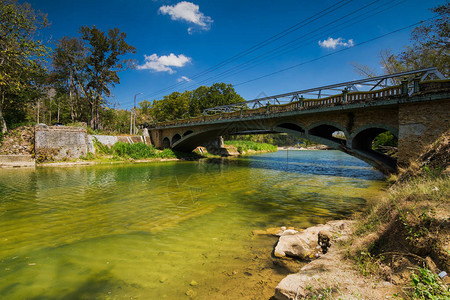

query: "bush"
(224, 140), (277, 153)
(111, 142), (157, 159)
(157, 148), (177, 159)
(410, 268), (450, 299)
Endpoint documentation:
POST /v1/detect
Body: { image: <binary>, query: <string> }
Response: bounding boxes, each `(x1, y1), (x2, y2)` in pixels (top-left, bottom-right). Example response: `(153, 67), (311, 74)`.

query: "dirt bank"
(271, 129), (450, 299)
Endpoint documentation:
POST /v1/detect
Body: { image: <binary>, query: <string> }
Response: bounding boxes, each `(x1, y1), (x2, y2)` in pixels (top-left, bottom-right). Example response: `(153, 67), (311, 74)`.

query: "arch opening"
(353, 128), (398, 156)
(183, 130), (194, 137)
(276, 123), (305, 134)
(162, 137), (171, 149)
(172, 134), (181, 145)
(309, 124), (346, 145)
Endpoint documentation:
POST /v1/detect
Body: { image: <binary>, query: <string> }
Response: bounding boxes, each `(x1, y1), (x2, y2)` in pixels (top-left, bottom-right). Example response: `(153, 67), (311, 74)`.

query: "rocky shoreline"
(268, 220), (400, 299)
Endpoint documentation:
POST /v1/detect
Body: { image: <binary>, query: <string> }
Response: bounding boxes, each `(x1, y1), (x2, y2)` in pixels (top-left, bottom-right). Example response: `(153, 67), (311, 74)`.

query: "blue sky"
(29, 0), (445, 109)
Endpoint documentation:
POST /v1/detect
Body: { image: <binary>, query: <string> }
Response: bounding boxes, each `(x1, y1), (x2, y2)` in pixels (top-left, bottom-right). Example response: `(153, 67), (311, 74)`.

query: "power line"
(138, 0), (354, 100)
(182, 0), (407, 89)
(180, 0), (389, 91)
(233, 17), (437, 87)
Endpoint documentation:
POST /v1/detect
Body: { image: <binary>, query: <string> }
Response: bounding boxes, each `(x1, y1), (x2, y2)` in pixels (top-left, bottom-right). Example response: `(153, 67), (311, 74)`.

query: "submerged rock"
(274, 220), (353, 260)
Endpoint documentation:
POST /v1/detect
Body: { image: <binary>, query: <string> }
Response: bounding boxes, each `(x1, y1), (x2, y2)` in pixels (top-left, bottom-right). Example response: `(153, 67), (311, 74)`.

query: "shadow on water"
(29, 270), (126, 300)
(202, 150), (385, 180)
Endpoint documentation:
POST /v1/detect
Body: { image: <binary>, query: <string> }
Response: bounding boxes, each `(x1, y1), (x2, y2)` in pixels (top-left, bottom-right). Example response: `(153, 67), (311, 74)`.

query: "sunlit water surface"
(0, 150), (385, 299)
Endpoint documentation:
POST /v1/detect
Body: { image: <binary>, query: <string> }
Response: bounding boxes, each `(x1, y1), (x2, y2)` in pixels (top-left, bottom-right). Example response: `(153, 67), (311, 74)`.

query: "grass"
(350, 167), (450, 299)
(354, 169), (449, 239)
(224, 140), (277, 154)
(410, 267), (450, 299)
(92, 140), (178, 160)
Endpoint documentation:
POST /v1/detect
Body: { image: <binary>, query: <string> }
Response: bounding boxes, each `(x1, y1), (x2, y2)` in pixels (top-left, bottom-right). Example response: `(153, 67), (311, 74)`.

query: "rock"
(318, 230), (332, 254)
(185, 289), (196, 297)
(190, 280), (198, 286)
(274, 234), (314, 259)
(253, 227), (298, 236)
(276, 229), (299, 236)
(274, 221), (352, 260)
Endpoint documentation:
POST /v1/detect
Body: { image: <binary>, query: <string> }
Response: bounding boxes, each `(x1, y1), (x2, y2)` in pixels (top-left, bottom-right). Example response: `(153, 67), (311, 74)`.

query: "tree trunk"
(90, 101), (95, 129)
(95, 96), (100, 130)
(37, 98), (40, 124)
(69, 75), (75, 123)
(0, 91), (7, 134)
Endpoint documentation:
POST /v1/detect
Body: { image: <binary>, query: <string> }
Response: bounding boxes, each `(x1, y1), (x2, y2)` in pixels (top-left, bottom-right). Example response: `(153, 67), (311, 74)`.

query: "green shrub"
(372, 132), (398, 150)
(410, 268), (450, 299)
(224, 140), (277, 153)
(93, 138), (113, 155)
(111, 142), (157, 159)
(157, 148), (177, 159)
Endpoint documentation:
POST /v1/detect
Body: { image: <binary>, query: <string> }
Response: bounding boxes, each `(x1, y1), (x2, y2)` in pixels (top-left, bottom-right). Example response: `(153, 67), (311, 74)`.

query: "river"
(0, 150), (385, 299)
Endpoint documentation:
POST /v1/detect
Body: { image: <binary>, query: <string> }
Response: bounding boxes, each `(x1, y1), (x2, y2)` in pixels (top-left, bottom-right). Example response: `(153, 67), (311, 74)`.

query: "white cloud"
(159, 1), (213, 34)
(137, 53), (191, 74)
(318, 37), (354, 49)
(177, 76), (192, 82)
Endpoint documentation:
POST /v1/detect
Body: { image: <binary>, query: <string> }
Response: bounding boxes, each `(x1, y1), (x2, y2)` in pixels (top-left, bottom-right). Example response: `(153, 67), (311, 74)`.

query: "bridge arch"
(162, 137), (171, 149)
(172, 134), (182, 145)
(183, 130), (194, 137)
(172, 127), (225, 152)
(350, 124), (398, 150)
(274, 122), (306, 135)
(307, 121), (349, 147)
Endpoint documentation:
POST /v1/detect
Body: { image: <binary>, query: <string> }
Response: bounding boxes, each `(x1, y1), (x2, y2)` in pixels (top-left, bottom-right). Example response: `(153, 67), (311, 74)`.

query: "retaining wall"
(35, 125), (88, 161)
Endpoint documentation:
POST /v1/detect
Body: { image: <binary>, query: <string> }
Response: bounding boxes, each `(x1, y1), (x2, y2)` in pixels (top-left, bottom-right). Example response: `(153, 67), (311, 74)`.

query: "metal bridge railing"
(152, 68), (445, 128)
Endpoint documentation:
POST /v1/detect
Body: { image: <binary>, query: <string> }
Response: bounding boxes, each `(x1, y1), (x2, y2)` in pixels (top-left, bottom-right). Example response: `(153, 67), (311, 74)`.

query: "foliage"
(355, 252), (381, 277)
(79, 26), (136, 129)
(111, 142), (156, 159)
(226, 134), (318, 147)
(93, 141), (180, 160)
(149, 83), (244, 122)
(410, 268), (450, 299)
(0, 0), (49, 133)
(353, 2), (449, 78)
(224, 140), (277, 153)
(51, 36), (87, 123)
(372, 131), (398, 150)
(157, 148), (177, 159)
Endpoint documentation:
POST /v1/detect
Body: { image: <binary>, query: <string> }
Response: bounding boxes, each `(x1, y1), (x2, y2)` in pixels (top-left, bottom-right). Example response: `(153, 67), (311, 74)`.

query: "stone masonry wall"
(35, 125), (87, 161)
(87, 135), (152, 153)
(398, 99), (450, 167)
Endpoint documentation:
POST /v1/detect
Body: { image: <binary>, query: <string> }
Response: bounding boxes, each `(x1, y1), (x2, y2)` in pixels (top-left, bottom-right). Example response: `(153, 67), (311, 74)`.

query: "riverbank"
(277, 145), (330, 151)
(270, 130), (450, 299)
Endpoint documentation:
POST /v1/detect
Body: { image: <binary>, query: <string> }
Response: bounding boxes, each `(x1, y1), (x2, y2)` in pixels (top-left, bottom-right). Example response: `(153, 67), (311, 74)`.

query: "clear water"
(0, 150), (385, 299)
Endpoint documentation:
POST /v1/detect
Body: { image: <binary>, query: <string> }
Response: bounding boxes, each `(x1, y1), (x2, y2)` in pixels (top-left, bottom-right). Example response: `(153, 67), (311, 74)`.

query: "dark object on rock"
(318, 230), (332, 254)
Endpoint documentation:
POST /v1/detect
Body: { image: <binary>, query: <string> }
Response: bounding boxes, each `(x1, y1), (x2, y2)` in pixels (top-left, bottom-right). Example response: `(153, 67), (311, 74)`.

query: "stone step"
(0, 155), (35, 168)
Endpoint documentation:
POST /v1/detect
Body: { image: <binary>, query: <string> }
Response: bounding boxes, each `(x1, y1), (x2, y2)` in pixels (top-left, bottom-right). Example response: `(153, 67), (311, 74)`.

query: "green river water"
(0, 150), (386, 299)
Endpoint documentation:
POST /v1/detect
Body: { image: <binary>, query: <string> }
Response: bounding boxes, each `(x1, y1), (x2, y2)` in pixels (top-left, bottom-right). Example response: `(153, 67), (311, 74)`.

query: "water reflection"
(0, 151), (385, 299)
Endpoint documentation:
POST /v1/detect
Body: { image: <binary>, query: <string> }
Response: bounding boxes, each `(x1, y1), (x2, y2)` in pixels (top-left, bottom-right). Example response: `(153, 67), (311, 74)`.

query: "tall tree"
(150, 83), (245, 122)
(397, 2), (449, 77)
(51, 36), (87, 123)
(354, 2), (449, 78)
(79, 26), (136, 129)
(0, 0), (48, 132)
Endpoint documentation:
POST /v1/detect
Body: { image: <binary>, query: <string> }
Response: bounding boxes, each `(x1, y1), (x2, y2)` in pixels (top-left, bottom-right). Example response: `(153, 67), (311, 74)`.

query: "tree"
(151, 91), (191, 121)
(352, 2), (449, 79)
(79, 26), (136, 129)
(397, 2), (449, 77)
(189, 83), (244, 116)
(150, 83), (245, 122)
(51, 36), (87, 123)
(0, 0), (48, 132)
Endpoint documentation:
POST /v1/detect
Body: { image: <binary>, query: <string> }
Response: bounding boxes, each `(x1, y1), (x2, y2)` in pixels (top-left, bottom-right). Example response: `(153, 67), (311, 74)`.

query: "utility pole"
(133, 93), (143, 135)
(130, 108), (133, 135)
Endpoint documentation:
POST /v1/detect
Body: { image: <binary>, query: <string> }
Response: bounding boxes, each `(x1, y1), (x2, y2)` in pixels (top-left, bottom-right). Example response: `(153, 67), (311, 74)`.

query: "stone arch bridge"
(148, 70), (449, 174)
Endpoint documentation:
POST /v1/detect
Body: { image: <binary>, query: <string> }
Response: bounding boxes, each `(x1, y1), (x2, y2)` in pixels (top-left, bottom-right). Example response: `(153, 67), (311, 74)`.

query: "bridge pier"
(398, 98), (450, 168)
